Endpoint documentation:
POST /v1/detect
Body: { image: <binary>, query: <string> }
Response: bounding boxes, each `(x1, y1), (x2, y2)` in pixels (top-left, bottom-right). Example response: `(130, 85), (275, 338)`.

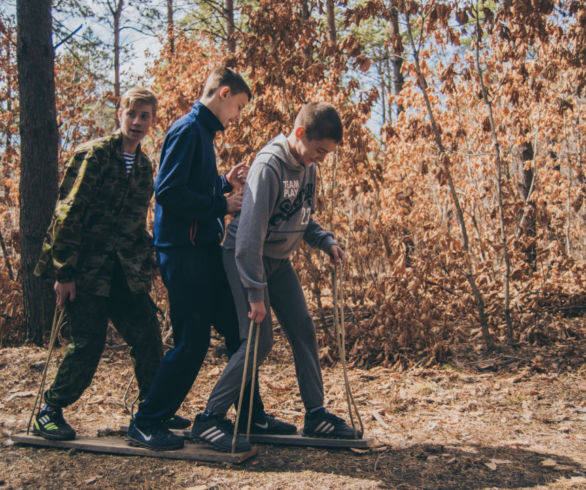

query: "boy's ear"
(218, 86), (231, 99)
(294, 126), (306, 140)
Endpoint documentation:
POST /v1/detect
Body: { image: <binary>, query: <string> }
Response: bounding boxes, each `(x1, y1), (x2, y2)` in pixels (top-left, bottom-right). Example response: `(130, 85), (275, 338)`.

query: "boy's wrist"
(321, 236), (337, 253)
(247, 287), (264, 303)
(55, 267), (74, 283)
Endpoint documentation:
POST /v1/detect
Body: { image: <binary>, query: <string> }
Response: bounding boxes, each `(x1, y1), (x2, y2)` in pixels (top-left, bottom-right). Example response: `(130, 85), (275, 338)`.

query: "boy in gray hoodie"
(191, 102), (361, 447)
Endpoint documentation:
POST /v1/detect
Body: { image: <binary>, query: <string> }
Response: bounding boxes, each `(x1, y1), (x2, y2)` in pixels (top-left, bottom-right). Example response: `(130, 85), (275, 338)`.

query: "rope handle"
(333, 265), (363, 438)
(232, 319), (259, 453)
(27, 307), (66, 434)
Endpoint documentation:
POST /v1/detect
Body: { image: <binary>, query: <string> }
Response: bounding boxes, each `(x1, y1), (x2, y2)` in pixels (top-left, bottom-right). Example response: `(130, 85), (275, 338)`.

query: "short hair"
(120, 87), (158, 115)
(295, 102), (343, 143)
(202, 66), (252, 100)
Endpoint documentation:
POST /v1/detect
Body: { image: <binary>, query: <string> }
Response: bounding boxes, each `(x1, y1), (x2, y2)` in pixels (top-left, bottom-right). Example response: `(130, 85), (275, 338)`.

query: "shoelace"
(323, 411), (345, 425)
(48, 408), (66, 425)
(217, 417), (236, 435)
(156, 426), (174, 438)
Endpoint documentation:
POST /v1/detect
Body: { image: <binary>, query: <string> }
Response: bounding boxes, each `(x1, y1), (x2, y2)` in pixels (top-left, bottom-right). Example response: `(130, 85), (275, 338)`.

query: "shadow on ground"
(241, 442), (585, 488)
(5, 441), (584, 489)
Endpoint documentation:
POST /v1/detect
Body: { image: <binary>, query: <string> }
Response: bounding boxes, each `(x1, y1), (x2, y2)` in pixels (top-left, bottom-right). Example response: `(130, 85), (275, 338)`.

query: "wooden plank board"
(11, 432), (257, 464)
(120, 426), (374, 449)
(244, 433), (374, 449)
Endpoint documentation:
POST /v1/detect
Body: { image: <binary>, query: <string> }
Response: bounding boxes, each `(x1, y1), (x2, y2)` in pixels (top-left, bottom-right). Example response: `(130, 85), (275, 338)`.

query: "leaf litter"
(0, 322), (584, 489)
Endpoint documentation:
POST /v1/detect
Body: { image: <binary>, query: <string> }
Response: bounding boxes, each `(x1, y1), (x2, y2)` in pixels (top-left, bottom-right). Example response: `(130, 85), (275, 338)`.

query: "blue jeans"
(135, 244), (263, 426)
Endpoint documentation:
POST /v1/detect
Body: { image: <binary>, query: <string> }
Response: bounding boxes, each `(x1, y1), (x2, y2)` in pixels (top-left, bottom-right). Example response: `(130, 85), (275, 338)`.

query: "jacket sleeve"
(35, 148), (101, 282)
(303, 218), (337, 252)
(154, 124), (227, 221)
(235, 163), (280, 303)
(220, 174), (233, 194)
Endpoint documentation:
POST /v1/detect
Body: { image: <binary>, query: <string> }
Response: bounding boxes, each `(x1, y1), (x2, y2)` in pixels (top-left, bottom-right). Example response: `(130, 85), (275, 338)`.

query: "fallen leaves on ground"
(0, 325), (585, 489)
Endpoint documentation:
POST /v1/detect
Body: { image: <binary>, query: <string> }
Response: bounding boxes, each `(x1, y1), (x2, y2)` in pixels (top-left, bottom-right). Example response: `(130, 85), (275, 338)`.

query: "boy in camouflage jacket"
(32, 87), (189, 440)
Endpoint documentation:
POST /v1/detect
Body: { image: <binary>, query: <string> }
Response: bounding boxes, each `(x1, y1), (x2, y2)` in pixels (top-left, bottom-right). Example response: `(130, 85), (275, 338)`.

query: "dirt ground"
(1, 322), (585, 489)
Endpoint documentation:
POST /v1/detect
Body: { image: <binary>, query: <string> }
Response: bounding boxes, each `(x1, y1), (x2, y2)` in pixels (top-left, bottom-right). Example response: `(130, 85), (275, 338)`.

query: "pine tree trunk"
(167, 0), (175, 54)
(16, 0), (58, 345)
(225, 0), (235, 53)
(327, 0), (336, 45)
(113, 0), (123, 124)
(389, 1), (404, 115)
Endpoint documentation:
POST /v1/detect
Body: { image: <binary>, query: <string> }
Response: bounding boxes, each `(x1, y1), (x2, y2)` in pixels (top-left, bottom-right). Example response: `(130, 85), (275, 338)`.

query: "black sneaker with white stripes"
(302, 408), (362, 439)
(190, 412), (252, 453)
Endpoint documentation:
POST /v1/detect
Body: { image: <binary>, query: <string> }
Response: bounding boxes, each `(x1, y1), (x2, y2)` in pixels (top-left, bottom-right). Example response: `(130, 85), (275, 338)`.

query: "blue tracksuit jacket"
(153, 101), (232, 247)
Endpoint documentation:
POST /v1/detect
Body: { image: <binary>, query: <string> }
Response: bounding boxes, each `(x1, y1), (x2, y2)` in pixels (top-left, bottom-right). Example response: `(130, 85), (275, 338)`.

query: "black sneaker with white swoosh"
(126, 420), (184, 451)
(238, 412), (297, 435)
(302, 407), (363, 439)
(162, 414), (191, 430)
(191, 412), (251, 452)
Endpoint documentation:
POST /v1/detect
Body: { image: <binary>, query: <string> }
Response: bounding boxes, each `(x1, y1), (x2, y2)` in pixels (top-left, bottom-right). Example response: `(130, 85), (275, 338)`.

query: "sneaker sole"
(126, 436), (184, 451)
(239, 427), (298, 435)
(32, 428), (76, 441)
(301, 430), (363, 440)
(189, 433), (250, 453)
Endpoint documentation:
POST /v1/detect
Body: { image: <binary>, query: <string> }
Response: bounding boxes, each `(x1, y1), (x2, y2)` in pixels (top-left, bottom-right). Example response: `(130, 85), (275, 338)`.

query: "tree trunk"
(225, 0), (235, 52)
(17, 0), (58, 345)
(113, 0), (123, 122)
(300, 0), (310, 20)
(167, 0), (174, 54)
(515, 141), (536, 268)
(326, 0), (336, 45)
(5, 41), (15, 149)
(0, 229), (14, 281)
(404, 8), (493, 349)
(474, 5), (513, 343)
(378, 59), (386, 126)
(384, 46), (392, 123)
(389, 1), (404, 116)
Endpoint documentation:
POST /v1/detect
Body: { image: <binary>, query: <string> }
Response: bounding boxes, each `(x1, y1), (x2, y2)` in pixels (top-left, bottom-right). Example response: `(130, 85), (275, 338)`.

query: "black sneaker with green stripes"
(33, 407), (76, 440)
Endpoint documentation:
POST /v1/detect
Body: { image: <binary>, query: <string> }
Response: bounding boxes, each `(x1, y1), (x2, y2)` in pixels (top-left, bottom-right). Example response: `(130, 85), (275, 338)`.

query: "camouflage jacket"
(34, 131), (155, 296)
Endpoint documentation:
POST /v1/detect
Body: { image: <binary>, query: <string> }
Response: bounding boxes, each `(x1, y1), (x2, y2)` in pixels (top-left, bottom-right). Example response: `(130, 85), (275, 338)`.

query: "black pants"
(135, 244), (263, 425)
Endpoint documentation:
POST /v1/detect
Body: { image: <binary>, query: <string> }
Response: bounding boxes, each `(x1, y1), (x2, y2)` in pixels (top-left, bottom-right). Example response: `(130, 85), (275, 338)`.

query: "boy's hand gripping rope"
(27, 306), (66, 434)
(232, 318), (260, 453)
(332, 265), (363, 438)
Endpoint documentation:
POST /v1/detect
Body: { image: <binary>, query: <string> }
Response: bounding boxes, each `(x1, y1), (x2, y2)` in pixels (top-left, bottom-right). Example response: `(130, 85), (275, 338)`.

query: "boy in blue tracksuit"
(127, 67), (294, 451)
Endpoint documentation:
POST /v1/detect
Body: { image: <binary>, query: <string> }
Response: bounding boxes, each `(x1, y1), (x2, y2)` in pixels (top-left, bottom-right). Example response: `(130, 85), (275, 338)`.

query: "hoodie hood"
(261, 134), (304, 173)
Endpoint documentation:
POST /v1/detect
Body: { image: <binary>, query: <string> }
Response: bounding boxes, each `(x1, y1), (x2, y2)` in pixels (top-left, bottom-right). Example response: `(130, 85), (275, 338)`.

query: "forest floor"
(1, 319), (585, 489)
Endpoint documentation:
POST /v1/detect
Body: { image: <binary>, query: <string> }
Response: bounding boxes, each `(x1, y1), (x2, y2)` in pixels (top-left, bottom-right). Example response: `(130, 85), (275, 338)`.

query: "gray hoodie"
(224, 134), (336, 302)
